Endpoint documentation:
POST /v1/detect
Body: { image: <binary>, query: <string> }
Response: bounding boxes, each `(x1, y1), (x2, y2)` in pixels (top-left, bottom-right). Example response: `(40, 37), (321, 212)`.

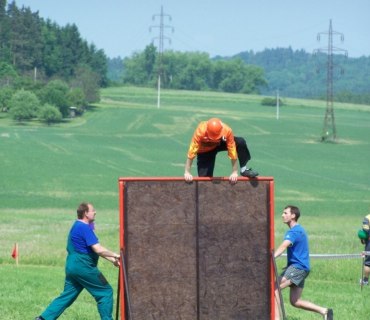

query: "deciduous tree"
(9, 89), (40, 122)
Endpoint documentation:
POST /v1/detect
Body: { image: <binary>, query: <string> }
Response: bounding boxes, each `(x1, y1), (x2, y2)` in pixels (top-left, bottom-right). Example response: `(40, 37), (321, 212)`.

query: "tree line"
(109, 47), (370, 105)
(117, 44), (267, 94)
(233, 47), (370, 104)
(0, 0), (107, 123)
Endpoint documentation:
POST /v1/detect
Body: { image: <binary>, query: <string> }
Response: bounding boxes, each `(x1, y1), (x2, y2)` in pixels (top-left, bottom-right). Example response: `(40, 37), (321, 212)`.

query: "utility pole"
(276, 89), (280, 120)
(150, 6), (174, 109)
(314, 19), (347, 142)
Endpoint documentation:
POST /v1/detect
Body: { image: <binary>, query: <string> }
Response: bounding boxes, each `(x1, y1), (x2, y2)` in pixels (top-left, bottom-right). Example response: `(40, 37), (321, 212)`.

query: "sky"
(13, 0), (370, 59)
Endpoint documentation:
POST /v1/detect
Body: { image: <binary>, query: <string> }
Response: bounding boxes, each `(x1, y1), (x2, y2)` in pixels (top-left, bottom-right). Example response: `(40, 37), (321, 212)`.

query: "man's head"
(77, 202), (96, 222)
(282, 205), (301, 224)
(206, 118), (223, 140)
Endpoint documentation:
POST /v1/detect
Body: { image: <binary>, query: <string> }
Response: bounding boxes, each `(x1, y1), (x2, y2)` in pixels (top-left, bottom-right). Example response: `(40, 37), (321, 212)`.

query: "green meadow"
(0, 86), (369, 319)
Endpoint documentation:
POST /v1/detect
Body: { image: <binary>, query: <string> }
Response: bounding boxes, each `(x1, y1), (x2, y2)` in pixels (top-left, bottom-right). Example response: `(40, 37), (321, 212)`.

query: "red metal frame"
(118, 179), (125, 319)
(269, 179), (276, 320)
(118, 176), (275, 320)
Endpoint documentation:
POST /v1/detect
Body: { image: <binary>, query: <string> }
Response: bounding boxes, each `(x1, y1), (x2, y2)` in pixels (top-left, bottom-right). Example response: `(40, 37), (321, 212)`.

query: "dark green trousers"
(41, 239), (113, 319)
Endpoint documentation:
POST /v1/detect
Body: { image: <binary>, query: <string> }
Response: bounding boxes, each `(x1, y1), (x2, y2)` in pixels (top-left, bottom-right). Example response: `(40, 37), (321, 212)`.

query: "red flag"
(11, 243), (18, 259)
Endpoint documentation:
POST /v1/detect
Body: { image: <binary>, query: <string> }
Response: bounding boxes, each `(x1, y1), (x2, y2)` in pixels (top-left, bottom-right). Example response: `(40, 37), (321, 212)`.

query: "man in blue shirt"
(274, 205), (333, 320)
(35, 202), (120, 320)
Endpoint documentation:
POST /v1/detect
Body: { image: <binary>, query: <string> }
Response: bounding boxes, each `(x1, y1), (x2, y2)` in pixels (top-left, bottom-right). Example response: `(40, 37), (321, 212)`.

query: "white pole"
(157, 74), (161, 109)
(276, 89), (280, 120)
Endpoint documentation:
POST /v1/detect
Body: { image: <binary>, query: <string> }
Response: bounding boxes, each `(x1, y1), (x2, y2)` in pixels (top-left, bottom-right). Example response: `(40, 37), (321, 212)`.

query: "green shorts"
(281, 265), (309, 288)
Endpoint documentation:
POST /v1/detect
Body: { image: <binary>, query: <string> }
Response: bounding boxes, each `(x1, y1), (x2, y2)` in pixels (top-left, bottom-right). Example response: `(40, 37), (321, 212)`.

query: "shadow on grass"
(12, 118), (71, 127)
(85, 104), (99, 112)
(13, 120), (30, 126)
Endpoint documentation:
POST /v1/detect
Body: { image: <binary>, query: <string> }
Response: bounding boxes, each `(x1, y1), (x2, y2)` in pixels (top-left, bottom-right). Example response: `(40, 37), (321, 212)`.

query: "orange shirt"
(187, 121), (237, 160)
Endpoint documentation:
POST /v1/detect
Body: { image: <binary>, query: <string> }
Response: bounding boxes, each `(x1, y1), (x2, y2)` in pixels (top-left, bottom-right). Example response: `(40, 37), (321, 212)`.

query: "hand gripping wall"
(118, 177), (275, 320)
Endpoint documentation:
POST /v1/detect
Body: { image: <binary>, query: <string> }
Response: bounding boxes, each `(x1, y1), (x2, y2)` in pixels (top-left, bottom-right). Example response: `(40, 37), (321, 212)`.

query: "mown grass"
(0, 86), (369, 319)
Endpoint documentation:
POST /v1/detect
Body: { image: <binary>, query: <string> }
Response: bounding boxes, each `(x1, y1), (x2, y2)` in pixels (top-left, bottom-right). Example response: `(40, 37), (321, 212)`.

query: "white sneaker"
(360, 278), (369, 285)
(324, 308), (333, 320)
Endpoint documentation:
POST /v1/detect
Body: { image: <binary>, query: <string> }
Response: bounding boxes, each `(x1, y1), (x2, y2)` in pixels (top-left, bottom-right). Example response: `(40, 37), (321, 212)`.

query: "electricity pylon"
(314, 19), (347, 142)
(150, 6), (174, 109)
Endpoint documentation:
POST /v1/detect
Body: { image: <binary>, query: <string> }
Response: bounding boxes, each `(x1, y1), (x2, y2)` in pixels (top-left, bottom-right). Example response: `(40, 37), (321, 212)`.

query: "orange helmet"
(206, 118), (223, 140)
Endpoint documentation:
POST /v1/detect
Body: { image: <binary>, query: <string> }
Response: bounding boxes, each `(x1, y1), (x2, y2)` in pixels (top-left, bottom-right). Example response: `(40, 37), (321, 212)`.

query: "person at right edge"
(359, 212), (370, 286)
(274, 205), (333, 320)
(184, 117), (258, 184)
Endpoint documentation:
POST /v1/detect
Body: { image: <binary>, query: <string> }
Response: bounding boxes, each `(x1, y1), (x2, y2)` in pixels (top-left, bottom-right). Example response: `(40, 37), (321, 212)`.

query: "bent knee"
(290, 299), (302, 308)
(234, 136), (246, 146)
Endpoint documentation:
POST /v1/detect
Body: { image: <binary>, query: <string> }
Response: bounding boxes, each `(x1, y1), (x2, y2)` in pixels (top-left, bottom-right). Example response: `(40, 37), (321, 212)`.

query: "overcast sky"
(14, 0), (370, 59)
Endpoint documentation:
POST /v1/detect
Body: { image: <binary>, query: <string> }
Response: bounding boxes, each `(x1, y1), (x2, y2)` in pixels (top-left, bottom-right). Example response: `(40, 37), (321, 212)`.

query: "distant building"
(69, 107), (77, 118)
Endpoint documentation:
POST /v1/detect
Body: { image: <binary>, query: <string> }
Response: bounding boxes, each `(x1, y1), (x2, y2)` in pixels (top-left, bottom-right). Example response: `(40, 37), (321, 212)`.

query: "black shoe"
(35, 317), (44, 320)
(325, 308), (333, 320)
(240, 168), (259, 178)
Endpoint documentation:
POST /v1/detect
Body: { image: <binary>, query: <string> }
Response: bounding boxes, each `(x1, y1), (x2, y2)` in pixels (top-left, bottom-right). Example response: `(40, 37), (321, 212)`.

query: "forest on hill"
(234, 47), (370, 102)
(109, 47), (370, 105)
(0, 0), (107, 123)
(0, 0), (107, 86)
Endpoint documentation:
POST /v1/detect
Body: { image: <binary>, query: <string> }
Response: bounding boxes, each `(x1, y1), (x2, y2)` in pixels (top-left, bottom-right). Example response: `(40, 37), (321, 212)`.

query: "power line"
(313, 19), (347, 142)
(150, 6), (174, 57)
(150, 6), (174, 109)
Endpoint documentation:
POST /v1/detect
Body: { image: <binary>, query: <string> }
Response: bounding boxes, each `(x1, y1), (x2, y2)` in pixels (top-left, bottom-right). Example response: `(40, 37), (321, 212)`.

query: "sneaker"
(34, 317), (44, 320)
(240, 168), (259, 178)
(324, 308), (333, 320)
(360, 278), (369, 285)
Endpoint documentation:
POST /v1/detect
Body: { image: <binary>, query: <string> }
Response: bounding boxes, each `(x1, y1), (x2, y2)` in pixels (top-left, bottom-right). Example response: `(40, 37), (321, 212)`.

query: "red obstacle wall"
(118, 177), (275, 319)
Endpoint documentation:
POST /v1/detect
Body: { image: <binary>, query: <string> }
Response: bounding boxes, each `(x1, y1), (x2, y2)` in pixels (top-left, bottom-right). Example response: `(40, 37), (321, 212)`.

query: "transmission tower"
(150, 6), (174, 108)
(314, 19), (347, 142)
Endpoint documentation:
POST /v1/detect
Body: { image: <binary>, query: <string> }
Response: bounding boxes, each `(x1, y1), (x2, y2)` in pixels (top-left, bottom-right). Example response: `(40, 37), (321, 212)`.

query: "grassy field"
(0, 86), (369, 319)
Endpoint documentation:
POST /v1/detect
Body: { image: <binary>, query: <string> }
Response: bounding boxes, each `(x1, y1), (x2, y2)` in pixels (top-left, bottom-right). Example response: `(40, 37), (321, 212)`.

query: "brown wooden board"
(197, 181), (271, 319)
(120, 178), (274, 320)
(124, 181), (197, 320)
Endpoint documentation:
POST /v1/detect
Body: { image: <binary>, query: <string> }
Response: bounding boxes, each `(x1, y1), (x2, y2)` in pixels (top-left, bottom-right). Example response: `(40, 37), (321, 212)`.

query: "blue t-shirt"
(284, 224), (310, 271)
(69, 220), (99, 254)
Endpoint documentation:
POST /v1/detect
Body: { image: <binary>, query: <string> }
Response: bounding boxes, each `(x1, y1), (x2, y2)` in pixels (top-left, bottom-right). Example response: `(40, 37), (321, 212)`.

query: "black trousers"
(197, 136), (251, 177)
(365, 241), (370, 267)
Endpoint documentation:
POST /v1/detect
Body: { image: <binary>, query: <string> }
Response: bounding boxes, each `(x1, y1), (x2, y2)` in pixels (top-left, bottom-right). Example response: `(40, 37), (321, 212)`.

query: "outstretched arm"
(229, 159), (238, 183)
(91, 243), (120, 267)
(184, 158), (193, 182)
(274, 240), (292, 258)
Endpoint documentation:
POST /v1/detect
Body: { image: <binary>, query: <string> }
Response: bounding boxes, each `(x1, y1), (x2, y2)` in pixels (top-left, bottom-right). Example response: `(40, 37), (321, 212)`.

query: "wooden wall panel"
(197, 181), (270, 319)
(120, 178), (273, 320)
